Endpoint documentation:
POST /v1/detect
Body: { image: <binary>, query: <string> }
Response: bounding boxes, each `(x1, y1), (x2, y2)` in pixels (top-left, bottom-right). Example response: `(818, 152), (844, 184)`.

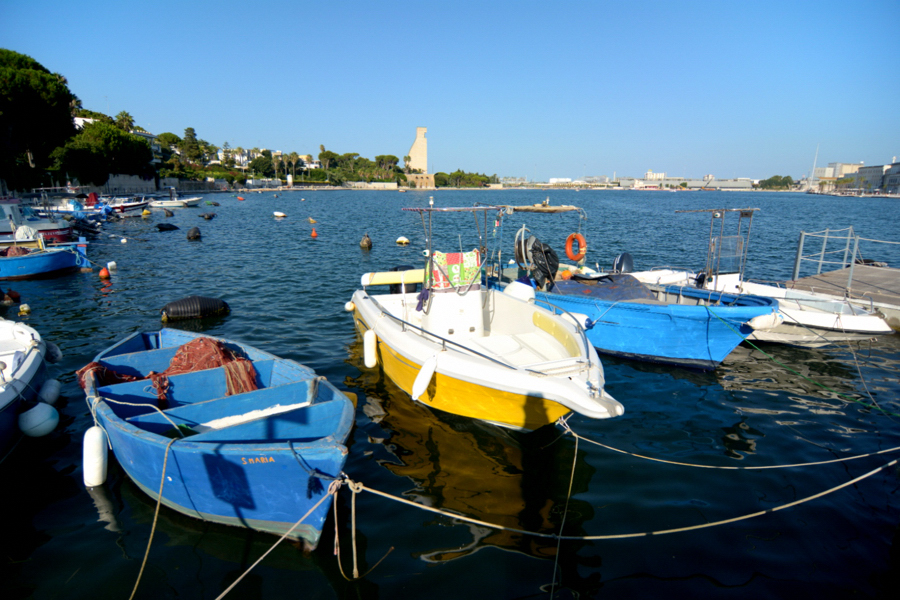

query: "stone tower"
(405, 127), (435, 189)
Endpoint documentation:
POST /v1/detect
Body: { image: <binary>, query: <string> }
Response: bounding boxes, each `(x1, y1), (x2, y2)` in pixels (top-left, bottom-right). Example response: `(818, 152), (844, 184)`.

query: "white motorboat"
(629, 209), (894, 347)
(149, 187), (202, 208)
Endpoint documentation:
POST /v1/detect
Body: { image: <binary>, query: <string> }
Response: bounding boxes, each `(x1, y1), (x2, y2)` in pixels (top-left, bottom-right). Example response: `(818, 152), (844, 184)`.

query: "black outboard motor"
(531, 240), (559, 291)
(389, 265), (419, 294)
(611, 252), (633, 273)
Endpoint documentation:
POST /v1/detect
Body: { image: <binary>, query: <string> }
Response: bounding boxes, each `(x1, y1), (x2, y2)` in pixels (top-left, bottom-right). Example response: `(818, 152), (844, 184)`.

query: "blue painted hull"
(535, 283), (779, 370)
(0, 239), (89, 280)
(83, 329), (354, 549)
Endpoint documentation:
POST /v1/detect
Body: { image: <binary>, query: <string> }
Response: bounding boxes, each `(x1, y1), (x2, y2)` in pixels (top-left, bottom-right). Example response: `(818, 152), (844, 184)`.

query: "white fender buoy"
(412, 354), (438, 401)
(274, 211), (286, 218)
(83, 426), (109, 487)
(45, 341), (63, 364)
(38, 379), (61, 405)
(120, 238), (127, 244)
(18, 402), (59, 437)
(363, 329), (378, 368)
(344, 301), (355, 312)
(396, 236), (410, 245)
(106, 261), (117, 272)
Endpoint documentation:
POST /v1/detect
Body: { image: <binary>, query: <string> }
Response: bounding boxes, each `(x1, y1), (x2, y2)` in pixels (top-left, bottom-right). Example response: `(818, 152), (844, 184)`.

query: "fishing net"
(78, 337), (258, 408)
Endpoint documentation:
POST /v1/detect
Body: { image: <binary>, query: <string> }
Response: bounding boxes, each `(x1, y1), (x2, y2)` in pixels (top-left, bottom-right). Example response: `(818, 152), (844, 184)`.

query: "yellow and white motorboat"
(345, 205), (623, 431)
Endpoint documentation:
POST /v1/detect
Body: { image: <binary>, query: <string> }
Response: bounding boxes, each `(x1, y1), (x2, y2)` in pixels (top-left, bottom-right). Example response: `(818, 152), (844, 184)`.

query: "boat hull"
(0, 322), (48, 458)
(0, 241), (89, 281)
(350, 288), (622, 431)
(83, 329), (354, 549)
(535, 286), (774, 369)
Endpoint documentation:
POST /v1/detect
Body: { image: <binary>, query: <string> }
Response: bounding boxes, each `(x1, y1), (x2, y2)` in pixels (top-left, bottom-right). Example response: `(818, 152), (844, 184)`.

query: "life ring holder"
(565, 233), (587, 262)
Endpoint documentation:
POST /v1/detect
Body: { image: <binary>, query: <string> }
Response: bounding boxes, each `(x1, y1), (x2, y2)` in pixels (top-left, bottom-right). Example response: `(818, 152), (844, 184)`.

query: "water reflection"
(345, 340), (604, 593)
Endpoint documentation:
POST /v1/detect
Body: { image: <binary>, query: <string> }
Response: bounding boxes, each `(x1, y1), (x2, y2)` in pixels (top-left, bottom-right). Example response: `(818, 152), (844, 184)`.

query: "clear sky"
(2, 0), (898, 181)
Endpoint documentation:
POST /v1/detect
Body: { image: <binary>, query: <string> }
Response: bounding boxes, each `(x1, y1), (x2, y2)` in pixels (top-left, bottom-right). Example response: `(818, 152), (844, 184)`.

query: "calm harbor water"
(4, 189), (899, 599)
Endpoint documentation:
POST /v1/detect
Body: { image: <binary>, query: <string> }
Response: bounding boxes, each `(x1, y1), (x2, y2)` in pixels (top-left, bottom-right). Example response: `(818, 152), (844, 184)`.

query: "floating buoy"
(106, 261), (117, 272)
(308, 217), (317, 224)
(396, 236), (410, 245)
(120, 238), (127, 244)
(363, 329), (378, 368)
(142, 209), (151, 217)
(301, 198), (305, 201)
(83, 426), (108, 487)
(156, 223), (179, 231)
(161, 295), (230, 322)
(19, 402), (59, 437)
(344, 301), (355, 312)
(99, 267), (110, 279)
(187, 227), (201, 240)
(38, 379), (61, 405)
(360, 233), (372, 249)
(45, 341), (63, 364)
(18, 303), (31, 315)
(237, 196), (245, 201)
(200, 213), (216, 220)
(5, 288), (20, 302)
(274, 211), (286, 218)
(311, 228), (318, 238)
(163, 208), (174, 217)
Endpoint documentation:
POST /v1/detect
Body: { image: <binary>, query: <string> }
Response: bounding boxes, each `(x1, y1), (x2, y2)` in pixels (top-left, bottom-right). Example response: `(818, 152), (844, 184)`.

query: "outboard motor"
(611, 252), (633, 273)
(695, 272), (707, 288)
(389, 265), (419, 294)
(531, 240), (559, 291)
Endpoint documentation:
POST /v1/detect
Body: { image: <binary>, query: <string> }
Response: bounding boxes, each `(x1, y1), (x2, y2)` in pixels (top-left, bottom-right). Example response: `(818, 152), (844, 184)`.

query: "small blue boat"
(0, 237), (89, 280)
(79, 329), (354, 550)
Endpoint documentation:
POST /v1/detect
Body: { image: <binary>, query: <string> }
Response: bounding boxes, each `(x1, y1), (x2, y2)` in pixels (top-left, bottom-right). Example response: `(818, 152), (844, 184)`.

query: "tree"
(248, 151), (274, 177)
(287, 152), (299, 178)
(51, 120), (153, 186)
(403, 155), (411, 174)
(114, 111), (134, 131)
(318, 150), (339, 171)
(0, 49), (79, 190)
(180, 127), (202, 164)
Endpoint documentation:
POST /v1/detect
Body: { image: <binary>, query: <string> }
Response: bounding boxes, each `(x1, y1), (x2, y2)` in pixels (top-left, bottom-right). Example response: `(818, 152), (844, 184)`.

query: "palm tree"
(288, 152), (299, 179)
(114, 111), (134, 132)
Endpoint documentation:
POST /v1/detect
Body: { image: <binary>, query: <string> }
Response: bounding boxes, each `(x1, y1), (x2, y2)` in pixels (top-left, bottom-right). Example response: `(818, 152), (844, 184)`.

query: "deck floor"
(786, 265), (900, 307)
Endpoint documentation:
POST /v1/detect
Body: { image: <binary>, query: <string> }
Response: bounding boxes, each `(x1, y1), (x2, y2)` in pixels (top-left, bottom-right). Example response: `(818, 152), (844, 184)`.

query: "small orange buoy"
(99, 268), (110, 279)
(237, 196), (245, 201)
(311, 228), (318, 238)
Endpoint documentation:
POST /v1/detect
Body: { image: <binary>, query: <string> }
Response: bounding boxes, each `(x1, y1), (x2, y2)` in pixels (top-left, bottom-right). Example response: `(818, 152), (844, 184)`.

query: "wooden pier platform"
(786, 265), (900, 331)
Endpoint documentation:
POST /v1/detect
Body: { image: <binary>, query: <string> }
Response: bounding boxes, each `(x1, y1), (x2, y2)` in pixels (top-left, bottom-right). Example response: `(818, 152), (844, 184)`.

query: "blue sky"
(2, 0), (898, 181)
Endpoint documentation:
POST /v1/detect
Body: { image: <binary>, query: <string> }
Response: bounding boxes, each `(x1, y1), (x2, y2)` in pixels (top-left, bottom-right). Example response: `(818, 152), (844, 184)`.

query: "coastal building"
(884, 161), (900, 194)
(404, 127), (435, 189)
(644, 170), (666, 181)
(855, 164), (890, 192)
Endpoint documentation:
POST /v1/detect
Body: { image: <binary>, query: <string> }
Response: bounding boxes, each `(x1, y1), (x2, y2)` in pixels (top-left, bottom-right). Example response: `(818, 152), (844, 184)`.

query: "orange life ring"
(565, 233), (587, 261)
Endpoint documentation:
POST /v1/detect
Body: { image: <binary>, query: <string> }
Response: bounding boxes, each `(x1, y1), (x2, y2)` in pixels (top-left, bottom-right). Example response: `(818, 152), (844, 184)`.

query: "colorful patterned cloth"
(429, 250), (481, 291)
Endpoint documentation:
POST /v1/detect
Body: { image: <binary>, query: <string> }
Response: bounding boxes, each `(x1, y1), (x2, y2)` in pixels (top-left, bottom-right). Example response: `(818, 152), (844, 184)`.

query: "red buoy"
(311, 228), (318, 238)
(99, 268), (110, 279)
(237, 196), (245, 201)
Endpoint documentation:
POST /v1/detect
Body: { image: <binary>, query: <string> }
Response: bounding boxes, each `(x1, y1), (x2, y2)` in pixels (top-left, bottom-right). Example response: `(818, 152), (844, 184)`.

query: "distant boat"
(79, 328), (355, 550)
(149, 187), (202, 208)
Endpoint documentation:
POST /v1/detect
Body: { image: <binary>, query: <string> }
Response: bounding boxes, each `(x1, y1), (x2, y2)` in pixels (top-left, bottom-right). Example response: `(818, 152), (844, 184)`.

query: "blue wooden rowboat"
(80, 329), (354, 550)
(0, 237), (89, 280)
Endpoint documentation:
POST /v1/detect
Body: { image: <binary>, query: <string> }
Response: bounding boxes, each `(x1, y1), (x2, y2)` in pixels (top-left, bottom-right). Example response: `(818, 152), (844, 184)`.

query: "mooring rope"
(129, 437), (176, 600)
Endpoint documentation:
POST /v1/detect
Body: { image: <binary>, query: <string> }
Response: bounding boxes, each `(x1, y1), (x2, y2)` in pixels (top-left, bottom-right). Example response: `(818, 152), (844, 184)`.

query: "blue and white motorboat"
(79, 329), (354, 550)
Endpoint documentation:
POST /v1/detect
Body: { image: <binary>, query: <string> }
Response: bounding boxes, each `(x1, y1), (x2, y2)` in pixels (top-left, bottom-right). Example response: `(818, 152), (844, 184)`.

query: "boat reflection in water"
(345, 340), (604, 593)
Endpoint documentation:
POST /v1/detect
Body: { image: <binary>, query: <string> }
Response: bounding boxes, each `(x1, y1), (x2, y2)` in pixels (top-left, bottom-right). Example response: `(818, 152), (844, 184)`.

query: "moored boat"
(78, 328), (354, 550)
(628, 209), (894, 347)
(0, 197), (72, 243)
(149, 187), (202, 208)
(0, 319), (60, 461)
(0, 237), (90, 281)
(492, 204), (782, 369)
(346, 203), (623, 431)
